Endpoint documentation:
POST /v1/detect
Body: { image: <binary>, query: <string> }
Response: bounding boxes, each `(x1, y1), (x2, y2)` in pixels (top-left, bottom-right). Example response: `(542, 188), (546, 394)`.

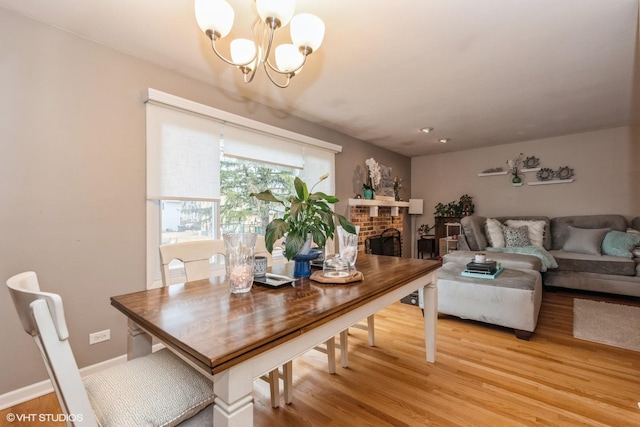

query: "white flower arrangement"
(364, 157), (381, 190)
(507, 153), (525, 177)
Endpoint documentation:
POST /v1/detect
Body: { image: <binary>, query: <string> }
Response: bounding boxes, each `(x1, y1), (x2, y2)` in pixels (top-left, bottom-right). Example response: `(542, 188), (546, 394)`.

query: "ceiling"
(1, 0), (637, 157)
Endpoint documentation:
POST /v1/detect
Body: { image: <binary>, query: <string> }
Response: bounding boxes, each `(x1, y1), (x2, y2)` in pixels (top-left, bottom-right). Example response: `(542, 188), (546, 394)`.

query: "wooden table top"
(111, 254), (440, 374)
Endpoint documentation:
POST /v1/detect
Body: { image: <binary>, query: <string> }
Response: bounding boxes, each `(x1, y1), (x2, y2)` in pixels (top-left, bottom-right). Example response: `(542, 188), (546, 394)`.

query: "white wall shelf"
(528, 179), (574, 186)
(477, 171), (508, 177)
(348, 198), (410, 217)
(522, 168), (541, 173)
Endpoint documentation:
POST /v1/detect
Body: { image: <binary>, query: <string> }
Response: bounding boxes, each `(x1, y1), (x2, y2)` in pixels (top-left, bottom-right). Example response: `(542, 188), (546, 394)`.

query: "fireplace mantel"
(348, 198), (410, 217)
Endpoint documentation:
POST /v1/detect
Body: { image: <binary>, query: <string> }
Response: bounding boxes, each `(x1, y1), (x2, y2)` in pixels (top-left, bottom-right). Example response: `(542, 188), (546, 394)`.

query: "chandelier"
(195, 0), (325, 88)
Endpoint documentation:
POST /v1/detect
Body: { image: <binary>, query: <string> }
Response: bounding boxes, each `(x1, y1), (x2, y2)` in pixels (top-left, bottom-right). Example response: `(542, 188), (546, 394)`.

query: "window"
(219, 157), (298, 234)
(145, 89), (341, 289)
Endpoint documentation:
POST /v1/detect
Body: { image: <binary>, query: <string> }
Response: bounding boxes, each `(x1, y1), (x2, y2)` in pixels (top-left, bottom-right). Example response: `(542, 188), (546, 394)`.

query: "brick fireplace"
(349, 205), (405, 254)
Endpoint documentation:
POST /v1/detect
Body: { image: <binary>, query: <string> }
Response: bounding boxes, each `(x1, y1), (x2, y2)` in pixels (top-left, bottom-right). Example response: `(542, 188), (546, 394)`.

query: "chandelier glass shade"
(195, 0), (325, 88)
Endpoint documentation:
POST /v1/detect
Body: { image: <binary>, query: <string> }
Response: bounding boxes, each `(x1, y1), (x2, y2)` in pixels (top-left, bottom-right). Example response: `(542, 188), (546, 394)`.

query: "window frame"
(145, 89), (342, 289)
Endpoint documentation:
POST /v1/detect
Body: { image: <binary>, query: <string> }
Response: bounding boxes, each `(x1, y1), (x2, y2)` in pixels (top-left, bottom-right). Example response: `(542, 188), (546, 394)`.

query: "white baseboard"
(0, 344), (165, 410)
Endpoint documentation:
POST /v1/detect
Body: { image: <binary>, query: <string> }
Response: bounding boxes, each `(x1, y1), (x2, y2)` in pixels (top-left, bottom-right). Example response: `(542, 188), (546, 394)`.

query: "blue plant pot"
(292, 251), (320, 278)
(363, 189), (374, 200)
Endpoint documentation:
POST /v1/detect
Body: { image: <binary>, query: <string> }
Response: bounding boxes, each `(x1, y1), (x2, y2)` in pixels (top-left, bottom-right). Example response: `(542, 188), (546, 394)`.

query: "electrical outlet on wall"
(89, 329), (110, 345)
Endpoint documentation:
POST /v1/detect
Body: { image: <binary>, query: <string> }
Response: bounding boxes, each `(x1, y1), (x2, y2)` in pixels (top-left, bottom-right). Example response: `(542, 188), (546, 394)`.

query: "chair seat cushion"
(83, 348), (214, 427)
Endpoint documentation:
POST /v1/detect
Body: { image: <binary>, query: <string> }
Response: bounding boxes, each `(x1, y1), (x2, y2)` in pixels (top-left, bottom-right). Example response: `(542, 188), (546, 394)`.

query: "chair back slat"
(6, 272), (97, 426)
(7, 272), (69, 340)
(159, 239), (225, 285)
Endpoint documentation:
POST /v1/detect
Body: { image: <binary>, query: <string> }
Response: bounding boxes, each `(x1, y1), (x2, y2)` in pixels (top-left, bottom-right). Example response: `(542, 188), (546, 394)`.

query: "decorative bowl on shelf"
(536, 167), (555, 181)
(556, 166), (574, 180)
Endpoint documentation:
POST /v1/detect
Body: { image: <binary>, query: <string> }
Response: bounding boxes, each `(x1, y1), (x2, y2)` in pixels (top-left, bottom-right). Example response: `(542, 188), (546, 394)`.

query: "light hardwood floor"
(3, 289), (640, 426)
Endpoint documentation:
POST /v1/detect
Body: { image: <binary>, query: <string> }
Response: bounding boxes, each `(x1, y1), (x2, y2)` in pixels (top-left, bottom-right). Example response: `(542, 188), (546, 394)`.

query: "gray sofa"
(445, 214), (640, 297)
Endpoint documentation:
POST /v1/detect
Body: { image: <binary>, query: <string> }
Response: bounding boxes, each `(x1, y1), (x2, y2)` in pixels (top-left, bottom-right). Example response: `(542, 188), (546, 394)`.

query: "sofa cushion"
(602, 230), (640, 258)
(486, 218), (505, 248)
(551, 215), (628, 250)
(631, 217), (640, 231)
(505, 219), (546, 247)
(504, 225), (531, 247)
(562, 226), (610, 255)
(549, 250), (637, 276)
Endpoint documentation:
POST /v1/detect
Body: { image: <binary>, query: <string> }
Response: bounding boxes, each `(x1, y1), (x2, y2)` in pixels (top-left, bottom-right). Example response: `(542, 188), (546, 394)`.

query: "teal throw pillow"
(601, 230), (640, 258)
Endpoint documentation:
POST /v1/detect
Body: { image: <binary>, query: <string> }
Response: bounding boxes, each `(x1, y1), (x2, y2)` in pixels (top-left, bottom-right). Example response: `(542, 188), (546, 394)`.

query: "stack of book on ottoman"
(462, 259), (503, 278)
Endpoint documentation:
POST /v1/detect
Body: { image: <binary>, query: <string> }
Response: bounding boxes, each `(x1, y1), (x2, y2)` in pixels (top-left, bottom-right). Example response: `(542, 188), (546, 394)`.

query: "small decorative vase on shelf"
(511, 175), (522, 185)
(363, 188), (374, 199)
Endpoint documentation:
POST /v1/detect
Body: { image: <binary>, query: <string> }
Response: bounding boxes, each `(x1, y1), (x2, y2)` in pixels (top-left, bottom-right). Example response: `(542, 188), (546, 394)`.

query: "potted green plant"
(250, 174), (356, 261)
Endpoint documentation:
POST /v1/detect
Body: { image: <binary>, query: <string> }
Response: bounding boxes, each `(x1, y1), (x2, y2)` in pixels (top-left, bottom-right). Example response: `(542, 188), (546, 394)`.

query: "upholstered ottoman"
(436, 263), (542, 339)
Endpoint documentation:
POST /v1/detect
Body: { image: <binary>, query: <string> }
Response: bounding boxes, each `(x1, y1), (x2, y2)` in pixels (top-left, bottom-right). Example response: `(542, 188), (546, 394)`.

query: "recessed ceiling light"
(420, 127), (434, 133)
(439, 138), (450, 144)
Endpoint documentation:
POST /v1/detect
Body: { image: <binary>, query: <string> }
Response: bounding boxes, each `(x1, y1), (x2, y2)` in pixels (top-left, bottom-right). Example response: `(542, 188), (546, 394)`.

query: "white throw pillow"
(485, 218), (505, 248)
(505, 219), (546, 247)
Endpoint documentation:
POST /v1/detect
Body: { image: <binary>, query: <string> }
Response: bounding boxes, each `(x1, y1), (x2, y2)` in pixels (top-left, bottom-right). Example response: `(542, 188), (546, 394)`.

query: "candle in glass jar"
(230, 265), (253, 284)
(475, 253), (486, 263)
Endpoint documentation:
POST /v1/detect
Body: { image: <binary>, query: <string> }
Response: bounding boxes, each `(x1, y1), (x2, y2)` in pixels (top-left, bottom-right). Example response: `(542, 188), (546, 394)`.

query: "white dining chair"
(159, 239), (227, 285)
(6, 271), (215, 426)
(337, 316), (375, 368)
(159, 239), (293, 408)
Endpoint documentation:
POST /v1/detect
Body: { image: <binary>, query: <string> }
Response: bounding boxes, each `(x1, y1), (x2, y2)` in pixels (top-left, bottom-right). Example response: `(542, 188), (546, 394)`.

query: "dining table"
(110, 253), (440, 427)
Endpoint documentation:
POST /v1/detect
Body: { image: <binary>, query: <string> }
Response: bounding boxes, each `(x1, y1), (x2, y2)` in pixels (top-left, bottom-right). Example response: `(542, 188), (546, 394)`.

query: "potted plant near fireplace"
(251, 174), (356, 275)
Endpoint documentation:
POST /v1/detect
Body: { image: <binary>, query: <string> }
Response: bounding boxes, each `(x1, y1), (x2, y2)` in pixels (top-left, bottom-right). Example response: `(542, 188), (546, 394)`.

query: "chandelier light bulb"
(290, 13), (325, 53)
(275, 44), (304, 73)
(256, 0), (296, 28)
(195, 0), (235, 39)
(230, 39), (257, 68)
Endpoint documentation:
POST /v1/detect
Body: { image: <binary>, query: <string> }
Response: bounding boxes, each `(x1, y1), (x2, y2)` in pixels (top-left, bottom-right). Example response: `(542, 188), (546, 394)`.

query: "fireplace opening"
(365, 228), (402, 257)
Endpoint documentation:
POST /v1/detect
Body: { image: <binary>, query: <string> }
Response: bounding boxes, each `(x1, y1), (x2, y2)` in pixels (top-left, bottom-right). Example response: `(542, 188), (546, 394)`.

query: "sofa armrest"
(459, 216), (487, 251)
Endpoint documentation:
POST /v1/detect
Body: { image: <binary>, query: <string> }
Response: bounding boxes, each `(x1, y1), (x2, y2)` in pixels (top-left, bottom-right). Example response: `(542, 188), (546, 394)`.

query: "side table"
(417, 236), (436, 259)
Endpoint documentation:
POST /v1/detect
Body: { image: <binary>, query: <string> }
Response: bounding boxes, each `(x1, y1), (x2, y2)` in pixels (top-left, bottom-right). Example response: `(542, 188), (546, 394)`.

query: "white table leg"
(213, 366), (254, 427)
(423, 282), (437, 363)
(126, 319), (152, 360)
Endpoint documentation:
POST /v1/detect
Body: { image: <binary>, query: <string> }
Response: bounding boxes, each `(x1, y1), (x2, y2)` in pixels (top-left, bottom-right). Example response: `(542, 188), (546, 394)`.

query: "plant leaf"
(250, 190), (284, 204)
(310, 191), (338, 204)
(293, 177), (308, 201)
(337, 215), (356, 234)
(284, 230), (306, 260)
(265, 219), (288, 252)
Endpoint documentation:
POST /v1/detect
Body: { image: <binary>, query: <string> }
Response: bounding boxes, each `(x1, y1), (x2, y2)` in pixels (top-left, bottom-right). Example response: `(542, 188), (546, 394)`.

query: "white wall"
(411, 127), (636, 228)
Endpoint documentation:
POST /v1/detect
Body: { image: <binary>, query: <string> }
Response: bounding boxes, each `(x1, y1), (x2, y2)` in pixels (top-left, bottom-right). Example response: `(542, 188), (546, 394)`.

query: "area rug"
(573, 299), (640, 352)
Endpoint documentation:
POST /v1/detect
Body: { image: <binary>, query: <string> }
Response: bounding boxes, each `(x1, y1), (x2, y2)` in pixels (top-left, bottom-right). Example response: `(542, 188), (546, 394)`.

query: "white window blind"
(302, 145), (335, 194)
(146, 103), (221, 201)
(222, 122), (304, 169)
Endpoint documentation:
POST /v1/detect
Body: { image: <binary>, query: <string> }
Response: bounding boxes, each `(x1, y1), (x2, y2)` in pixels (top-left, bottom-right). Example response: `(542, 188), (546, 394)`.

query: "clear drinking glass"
(337, 225), (360, 270)
(224, 233), (257, 294)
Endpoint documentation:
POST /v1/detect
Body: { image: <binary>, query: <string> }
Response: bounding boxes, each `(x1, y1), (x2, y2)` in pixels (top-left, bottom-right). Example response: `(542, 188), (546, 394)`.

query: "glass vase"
(224, 233), (257, 294)
(337, 225), (360, 271)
